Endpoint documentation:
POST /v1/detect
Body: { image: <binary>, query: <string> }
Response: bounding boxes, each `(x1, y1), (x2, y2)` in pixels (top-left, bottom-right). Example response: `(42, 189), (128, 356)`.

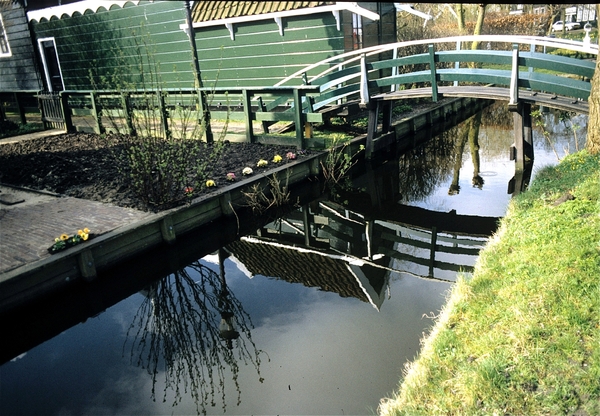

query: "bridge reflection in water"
(226, 157), (497, 314)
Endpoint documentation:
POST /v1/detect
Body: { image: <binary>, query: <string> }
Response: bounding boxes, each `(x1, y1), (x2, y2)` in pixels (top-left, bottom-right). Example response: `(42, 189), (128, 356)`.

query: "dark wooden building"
(0, 0), (43, 91)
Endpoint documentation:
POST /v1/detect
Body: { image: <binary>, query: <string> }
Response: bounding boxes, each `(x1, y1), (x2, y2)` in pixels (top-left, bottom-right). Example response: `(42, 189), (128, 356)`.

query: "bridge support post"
(508, 102), (534, 195)
(365, 100), (379, 159)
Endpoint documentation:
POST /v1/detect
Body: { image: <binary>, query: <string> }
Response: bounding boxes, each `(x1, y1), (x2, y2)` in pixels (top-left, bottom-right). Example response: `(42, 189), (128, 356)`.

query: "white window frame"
(352, 13), (363, 50)
(37, 37), (65, 92)
(0, 13), (12, 57)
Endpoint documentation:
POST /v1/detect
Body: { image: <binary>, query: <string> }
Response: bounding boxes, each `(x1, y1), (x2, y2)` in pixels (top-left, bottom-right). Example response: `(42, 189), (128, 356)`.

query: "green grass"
(379, 150), (600, 416)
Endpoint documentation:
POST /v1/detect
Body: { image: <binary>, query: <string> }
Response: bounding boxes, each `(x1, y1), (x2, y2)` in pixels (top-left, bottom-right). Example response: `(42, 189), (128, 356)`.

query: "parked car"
(552, 21), (581, 31)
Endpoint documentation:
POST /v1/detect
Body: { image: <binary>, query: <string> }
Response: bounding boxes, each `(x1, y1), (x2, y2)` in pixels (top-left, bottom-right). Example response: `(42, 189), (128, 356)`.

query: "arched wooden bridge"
(276, 35), (597, 113)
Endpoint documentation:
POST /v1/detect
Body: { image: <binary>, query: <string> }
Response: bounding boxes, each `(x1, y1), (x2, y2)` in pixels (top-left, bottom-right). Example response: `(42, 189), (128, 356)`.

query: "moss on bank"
(379, 150), (600, 416)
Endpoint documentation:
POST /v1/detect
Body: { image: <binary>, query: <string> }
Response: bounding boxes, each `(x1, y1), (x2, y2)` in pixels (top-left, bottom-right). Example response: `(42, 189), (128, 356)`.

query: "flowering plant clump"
(273, 154), (283, 163)
(184, 186), (194, 197)
(257, 159), (268, 167)
(49, 228), (92, 254)
(226, 172), (236, 181)
(242, 167), (253, 176)
(206, 179), (216, 187)
(286, 152), (296, 160)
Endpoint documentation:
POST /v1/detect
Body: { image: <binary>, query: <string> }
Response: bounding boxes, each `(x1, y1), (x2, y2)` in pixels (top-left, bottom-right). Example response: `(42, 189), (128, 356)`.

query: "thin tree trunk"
(469, 112), (484, 188)
(586, 5), (600, 154)
(455, 4), (466, 34)
(471, 4), (487, 51)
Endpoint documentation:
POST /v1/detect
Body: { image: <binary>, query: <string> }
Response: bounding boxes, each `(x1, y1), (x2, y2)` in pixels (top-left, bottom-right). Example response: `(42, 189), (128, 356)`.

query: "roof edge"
(27, 0), (140, 23)
(180, 2), (380, 32)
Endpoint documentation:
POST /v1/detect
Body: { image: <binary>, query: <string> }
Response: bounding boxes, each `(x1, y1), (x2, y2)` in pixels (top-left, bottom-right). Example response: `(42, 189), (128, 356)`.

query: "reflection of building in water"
(226, 202), (496, 309)
(226, 237), (390, 310)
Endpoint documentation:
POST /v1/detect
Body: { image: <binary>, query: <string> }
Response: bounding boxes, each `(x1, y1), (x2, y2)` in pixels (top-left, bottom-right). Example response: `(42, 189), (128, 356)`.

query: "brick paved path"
(0, 193), (152, 274)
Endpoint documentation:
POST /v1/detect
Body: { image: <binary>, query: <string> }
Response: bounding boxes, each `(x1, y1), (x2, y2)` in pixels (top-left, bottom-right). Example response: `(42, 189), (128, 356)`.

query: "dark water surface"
(0, 104), (586, 415)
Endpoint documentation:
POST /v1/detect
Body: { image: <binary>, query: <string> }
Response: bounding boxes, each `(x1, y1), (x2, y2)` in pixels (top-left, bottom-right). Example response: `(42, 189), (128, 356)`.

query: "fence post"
(428, 44), (438, 102)
(242, 89), (254, 143)
(159, 92), (170, 139)
(59, 92), (74, 133)
(121, 92), (136, 136)
(293, 88), (304, 148)
(90, 92), (103, 134)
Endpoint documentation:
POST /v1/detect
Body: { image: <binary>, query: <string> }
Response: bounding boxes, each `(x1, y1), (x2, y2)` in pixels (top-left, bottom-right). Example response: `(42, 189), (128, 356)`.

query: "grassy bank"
(380, 150), (600, 415)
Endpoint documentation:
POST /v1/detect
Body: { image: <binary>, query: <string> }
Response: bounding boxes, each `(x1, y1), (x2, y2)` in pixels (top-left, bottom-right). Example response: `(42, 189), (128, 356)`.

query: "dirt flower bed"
(0, 133), (312, 212)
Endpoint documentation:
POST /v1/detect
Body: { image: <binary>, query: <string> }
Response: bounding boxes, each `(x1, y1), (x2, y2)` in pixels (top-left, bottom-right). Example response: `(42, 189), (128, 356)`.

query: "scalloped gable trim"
(27, 0), (141, 23)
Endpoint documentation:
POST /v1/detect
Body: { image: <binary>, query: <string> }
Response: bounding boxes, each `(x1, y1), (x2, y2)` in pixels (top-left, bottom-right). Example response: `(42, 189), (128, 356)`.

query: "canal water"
(0, 103), (586, 415)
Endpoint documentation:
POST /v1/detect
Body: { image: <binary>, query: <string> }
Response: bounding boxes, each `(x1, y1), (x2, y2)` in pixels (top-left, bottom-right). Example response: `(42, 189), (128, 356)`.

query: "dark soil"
(0, 133), (314, 212)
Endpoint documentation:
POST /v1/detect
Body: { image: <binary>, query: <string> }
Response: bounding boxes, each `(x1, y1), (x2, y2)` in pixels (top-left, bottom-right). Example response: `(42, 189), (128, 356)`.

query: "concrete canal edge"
(0, 96), (489, 313)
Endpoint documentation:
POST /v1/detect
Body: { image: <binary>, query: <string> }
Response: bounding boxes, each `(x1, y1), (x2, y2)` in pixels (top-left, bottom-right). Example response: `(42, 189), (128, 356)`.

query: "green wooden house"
(23, 1), (396, 92)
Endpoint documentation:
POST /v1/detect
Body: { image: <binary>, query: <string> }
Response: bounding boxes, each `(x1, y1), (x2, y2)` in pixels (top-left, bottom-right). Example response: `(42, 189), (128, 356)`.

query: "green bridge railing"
(276, 35), (598, 110)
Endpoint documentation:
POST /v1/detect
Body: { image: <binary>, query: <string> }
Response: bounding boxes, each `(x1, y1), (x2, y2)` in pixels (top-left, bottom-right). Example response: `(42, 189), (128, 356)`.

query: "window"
(0, 14), (12, 57)
(352, 13), (362, 50)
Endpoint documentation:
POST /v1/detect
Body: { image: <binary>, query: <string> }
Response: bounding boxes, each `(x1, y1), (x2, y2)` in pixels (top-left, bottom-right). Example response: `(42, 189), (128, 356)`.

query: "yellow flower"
(206, 179), (216, 187)
(257, 159), (268, 167)
(83, 228), (90, 234)
(60, 234), (69, 241)
(273, 154), (283, 163)
(82, 233), (89, 241)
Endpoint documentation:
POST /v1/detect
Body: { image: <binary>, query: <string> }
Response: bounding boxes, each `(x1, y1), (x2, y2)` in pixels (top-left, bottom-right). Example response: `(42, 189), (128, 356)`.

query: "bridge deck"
(373, 86), (589, 114)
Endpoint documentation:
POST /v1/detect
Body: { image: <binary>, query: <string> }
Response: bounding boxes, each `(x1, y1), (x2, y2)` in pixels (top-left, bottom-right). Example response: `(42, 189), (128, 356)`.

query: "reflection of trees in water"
(399, 108), (489, 200)
(449, 112), (484, 194)
(398, 128), (456, 200)
(477, 102), (515, 158)
(124, 259), (264, 415)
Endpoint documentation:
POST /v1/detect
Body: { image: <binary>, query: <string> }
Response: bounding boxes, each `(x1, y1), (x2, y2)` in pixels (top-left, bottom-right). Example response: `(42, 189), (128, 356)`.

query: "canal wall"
(0, 96), (492, 313)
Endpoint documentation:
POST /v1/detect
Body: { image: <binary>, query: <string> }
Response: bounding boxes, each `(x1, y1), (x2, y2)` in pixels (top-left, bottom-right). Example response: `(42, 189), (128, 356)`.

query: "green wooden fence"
(2, 86), (323, 148)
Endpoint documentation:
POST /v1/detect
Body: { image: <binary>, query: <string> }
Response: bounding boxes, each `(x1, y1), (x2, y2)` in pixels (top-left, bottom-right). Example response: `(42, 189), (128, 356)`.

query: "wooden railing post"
(293, 88), (304, 148)
(90, 92), (104, 134)
(159, 91), (170, 139)
(242, 89), (254, 143)
(121, 92), (136, 136)
(360, 53), (369, 104)
(390, 48), (398, 92)
(428, 44), (438, 102)
(59, 92), (74, 132)
(454, 41), (461, 87)
(509, 44), (520, 108)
